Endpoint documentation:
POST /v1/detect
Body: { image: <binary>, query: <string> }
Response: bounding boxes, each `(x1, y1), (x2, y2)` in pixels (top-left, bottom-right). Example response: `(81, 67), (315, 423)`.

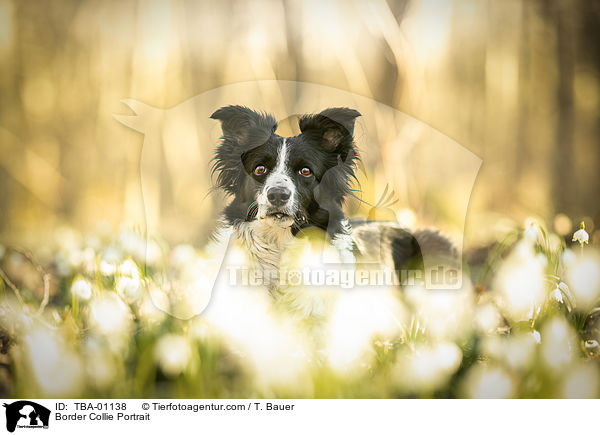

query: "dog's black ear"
(298, 107), (361, 152)
(210, 105), (277, 145)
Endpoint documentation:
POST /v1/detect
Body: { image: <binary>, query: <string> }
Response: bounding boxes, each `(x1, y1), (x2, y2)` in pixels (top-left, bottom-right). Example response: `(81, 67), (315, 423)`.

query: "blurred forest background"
(0, 0), (599, 248)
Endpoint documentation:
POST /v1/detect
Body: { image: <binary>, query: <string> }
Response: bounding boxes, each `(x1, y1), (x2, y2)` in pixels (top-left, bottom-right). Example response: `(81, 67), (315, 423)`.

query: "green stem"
(72, 292), (79, 323)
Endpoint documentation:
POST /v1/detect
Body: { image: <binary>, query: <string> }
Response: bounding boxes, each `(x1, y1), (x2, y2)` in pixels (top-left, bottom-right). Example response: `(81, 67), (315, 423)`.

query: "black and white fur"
(210, 106), (456, 289)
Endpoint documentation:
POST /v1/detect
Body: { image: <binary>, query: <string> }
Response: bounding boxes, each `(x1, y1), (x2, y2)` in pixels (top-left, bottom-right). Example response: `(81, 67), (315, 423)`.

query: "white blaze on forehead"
(272, 137), (289, 179)
(256, 137), (297, 216)
(265, 138), (293, 188)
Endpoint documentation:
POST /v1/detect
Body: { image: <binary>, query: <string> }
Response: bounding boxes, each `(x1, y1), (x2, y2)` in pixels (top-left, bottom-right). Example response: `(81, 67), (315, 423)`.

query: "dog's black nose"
(267, 187), (291, 206)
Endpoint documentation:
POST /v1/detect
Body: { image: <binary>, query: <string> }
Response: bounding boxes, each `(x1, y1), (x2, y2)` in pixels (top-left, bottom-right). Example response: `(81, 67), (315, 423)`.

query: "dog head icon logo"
(3, 401), (50, 432)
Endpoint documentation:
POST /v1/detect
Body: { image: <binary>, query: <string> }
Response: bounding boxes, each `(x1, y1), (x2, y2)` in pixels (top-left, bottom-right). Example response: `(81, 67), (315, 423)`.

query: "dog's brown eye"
(299, 167), (312, 177)
(254, 165), (267, 175)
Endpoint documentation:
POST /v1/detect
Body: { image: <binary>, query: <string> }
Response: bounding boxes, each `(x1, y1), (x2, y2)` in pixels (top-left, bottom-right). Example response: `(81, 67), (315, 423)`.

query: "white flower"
(99, 261), (116, 276)
(550, 288), (564, 303)
(562, 249), (577, 268)
(137, 295), (166, 326)
(23, 326), (84, 396)
(504, 334), (537, 369)
(572, 222), (589, 246)
(170, 244), (196, 268)
(403, 342), (463, 390)
(566, 252), (600, 311)
(531, 330), (541, 344)
(102, 245), (122, 264)
(494, 240), (546, 321)
(562, 363), (600, 398)
(573, 229), (589, 245)
(71, 278), (92, 301)
(150, 270), (214, 321)
(524, 223), (539, 243)
(541, 317), (576, 372)
(154, 334), (192, 377)
(81, 248), (96, 270)
(118, 259), (140, 279)
(118, 230), (146, 259)
(116, 276), (143, 303)
(552, 282), (573, 309)
(89, 293), (133, 336)
(463, 365), (515, 399)
(473, 303), (502, 334)
(558, 281), (570, 293)
(67, 249), (84, 267)
(144, 240), (162, 265)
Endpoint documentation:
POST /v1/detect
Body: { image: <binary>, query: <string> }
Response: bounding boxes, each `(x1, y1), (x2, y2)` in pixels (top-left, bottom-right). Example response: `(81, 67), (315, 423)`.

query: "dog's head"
(211, 106), (361, 236)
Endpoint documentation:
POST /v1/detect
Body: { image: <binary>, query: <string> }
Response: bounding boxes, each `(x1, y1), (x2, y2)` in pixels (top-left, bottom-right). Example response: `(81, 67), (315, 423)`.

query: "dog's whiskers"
(245, 201), (259, 221)
(291, 212), (308, 233)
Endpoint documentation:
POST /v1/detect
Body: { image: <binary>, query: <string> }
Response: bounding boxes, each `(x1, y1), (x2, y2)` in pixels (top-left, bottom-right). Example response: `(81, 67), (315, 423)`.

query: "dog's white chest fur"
(233, 220), (295, 287)
(228, 220), (355, 293)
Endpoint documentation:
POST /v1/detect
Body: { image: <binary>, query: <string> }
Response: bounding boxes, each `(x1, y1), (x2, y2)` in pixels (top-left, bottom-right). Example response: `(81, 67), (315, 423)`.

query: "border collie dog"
(210, 105), (456, 291)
